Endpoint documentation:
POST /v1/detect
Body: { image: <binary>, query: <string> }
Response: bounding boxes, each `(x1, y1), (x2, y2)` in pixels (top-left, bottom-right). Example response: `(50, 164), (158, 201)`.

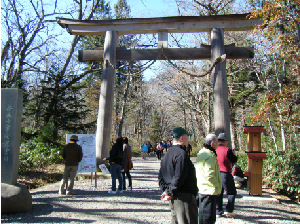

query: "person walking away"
(59, 135), (83, 195)
(158, 127), (198, 224)
(107, 136), (124, 194)
(161, 141), (166, 155)
(216, 133), (238, 217)
(141, 142), (148, 160)
(147, 141), (151, 155)
(166, 140), (171, 152)
(156, 143), (163, 160)
(195, 134), (222, 224)
(122, 137), (132, 191)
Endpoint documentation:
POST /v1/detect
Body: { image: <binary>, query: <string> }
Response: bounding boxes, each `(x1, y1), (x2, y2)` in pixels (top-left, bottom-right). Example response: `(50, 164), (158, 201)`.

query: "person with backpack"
(156, 142), (163, 160)
(105, 136), (123, 194)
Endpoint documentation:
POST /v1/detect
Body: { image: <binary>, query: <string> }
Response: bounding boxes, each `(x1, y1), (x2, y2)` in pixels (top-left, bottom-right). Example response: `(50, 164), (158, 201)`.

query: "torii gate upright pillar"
(96, 31), (118, 164)
(211, 28), (232, 148)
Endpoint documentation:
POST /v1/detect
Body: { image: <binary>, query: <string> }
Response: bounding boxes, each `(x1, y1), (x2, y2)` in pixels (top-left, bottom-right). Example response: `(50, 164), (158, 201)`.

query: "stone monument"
(1, 88), (23, 184)
(1, 88), (32, 213)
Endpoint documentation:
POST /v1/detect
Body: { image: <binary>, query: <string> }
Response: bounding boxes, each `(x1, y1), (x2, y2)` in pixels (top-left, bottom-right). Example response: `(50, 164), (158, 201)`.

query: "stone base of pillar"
(1, 183), (32, 213)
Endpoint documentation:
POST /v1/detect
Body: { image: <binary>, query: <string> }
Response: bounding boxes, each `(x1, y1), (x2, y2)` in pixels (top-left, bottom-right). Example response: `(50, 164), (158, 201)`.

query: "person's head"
(217, 133), (229, 146)
(203, 133), (218, 149)
(116, 136), (123, 145)
(143, 141), (147, 145)
(172, 127), (191, 147)
(70, 135), (79, 142)
(123, 137), (128, 144)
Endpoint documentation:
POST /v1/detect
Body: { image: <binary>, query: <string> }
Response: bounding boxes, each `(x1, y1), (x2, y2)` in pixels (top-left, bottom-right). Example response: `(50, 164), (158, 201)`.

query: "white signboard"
(66, 134), (96, 173)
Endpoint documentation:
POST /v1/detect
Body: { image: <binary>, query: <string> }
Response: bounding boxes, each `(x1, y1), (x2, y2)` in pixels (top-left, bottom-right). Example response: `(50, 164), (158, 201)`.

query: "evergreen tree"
(24, 65), (90, 140)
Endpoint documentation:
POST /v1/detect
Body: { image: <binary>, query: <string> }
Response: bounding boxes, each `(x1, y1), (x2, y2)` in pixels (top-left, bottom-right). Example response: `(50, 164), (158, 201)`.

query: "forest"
(1, 0), (299, 201)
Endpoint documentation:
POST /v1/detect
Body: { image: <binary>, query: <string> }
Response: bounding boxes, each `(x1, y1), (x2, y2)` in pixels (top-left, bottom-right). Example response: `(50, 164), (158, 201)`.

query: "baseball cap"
(172, 127), (192, 138)
(218, 133), (229, 141)
(70, 135), (79, 141)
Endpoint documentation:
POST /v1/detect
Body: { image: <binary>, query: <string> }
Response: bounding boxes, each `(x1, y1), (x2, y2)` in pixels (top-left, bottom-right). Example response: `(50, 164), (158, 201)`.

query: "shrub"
(19, 122), (64, 174)
(19, 138), (64, 173)
(235, 151), (248, 173)
(264, 148), (300, 202)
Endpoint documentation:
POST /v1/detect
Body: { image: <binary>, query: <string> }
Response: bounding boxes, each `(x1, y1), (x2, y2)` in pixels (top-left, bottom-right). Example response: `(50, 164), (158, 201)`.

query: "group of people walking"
(159, 127), (238, 224)
(140, 140), (169, 160)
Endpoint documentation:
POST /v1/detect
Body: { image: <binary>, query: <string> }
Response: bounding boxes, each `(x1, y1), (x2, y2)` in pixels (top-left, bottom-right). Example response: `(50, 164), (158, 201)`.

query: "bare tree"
(1, 0), (63, 87)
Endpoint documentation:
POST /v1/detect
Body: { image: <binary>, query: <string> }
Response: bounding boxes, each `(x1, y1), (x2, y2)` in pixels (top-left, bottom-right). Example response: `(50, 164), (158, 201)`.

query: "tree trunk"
(118, 78), (130, 136)
(267, 116), (279, 153)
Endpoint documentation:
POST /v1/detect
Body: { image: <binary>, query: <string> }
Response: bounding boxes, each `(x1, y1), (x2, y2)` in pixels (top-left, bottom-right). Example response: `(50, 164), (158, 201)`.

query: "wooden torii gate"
(57, 13), (262, 164)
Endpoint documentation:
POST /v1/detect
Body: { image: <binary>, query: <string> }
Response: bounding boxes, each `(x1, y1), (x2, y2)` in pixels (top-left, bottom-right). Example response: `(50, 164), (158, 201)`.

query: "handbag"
(126, 145), (133, 170)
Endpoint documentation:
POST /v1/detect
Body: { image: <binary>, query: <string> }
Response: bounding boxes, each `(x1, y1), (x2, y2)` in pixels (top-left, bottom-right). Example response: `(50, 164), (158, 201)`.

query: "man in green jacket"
(195, 133), (222, 224)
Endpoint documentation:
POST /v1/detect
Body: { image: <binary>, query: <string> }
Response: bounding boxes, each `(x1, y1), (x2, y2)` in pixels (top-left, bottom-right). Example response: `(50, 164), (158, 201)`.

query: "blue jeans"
(216, 172), (236, 214)
(110, 163), (123, 191)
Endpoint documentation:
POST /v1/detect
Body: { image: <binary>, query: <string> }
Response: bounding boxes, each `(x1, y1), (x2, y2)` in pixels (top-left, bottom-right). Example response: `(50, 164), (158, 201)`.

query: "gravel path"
(2, 156), (300, 223)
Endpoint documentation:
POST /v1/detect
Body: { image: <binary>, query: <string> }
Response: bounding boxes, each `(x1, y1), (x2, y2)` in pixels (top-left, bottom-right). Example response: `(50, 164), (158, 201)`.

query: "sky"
(109, 0), (180, 80)
(0, 0), (183, 81)
(111, 0), (179, 18)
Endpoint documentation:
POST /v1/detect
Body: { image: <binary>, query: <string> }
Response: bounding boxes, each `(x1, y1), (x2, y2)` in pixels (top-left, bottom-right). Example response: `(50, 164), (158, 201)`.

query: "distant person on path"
(166, 140), (172, 152)
(141, 141), (148, 160)
(147, 141), (152, 155)
(156, 142), (163, 160)
(105, 136), (124, 194)
(122, 137), (132, 191)
(216, 133), (238, 218)
(195, 133), (222, 224)
(158, 127), (198, 224)
(59, 135), (83, 195)
(161, 141), (166, 155)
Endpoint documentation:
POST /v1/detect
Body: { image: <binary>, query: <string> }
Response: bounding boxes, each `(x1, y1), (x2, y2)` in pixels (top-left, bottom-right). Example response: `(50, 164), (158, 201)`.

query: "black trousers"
(121, 170), (132, 190)
(199, 195), (216, 224)
(169, 192), (198, 224)
(216, 172), (236, 215)
(157, 151), (162, 160)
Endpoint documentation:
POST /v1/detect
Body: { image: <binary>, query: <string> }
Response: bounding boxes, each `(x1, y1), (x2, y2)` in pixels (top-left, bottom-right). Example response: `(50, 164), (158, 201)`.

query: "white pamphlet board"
(66, 134), (96, 173)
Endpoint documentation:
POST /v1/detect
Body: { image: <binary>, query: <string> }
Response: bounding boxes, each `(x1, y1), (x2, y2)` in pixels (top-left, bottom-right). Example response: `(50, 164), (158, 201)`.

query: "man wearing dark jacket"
(216, 133), (238, 218)
(158, 127), (198, 224)
(59, 135), (83, 195)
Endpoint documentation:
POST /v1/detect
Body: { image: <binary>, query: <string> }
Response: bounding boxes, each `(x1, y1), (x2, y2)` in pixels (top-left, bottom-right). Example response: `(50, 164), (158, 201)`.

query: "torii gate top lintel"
(57, 13), (262, 35)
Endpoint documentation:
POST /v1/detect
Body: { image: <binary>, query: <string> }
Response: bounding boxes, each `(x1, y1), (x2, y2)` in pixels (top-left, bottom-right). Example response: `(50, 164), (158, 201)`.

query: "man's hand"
(161, 192), (173, 201)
